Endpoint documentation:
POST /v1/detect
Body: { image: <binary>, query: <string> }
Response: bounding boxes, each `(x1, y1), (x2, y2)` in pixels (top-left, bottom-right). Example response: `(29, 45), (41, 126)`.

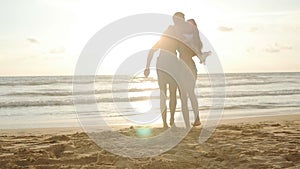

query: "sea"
(0, 72), (299, 129)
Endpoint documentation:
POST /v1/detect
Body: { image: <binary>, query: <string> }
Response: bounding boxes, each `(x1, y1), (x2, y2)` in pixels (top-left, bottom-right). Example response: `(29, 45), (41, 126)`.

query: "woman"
(178, 19), (211, 127)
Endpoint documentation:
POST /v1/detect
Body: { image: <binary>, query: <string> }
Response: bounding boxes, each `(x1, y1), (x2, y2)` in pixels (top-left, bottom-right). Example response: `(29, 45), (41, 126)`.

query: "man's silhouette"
(144, 12), (185, 128)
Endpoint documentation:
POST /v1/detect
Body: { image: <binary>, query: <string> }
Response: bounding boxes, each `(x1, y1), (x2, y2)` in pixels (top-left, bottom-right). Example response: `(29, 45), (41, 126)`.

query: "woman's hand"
(200, 51), (212, 65)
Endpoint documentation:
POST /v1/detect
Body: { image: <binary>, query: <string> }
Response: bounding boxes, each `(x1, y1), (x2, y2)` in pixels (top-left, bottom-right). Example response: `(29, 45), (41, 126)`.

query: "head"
(173, 12), (185, 25)
(187, 19), (197, 27)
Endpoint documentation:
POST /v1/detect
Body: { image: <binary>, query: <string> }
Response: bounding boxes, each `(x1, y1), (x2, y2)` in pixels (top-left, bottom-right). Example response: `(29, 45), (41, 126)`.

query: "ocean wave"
(0, 78), (297, 89)
(0, 96), (156, 108)
(1, 91), (299, 109)
(3, 88), (300, 102)
(224, 104), (300, 110)
(225, 89), (300, 98)
(196, 80), (296, 88)
(3, 88), (158, 97)
(0, 76), (157, 86)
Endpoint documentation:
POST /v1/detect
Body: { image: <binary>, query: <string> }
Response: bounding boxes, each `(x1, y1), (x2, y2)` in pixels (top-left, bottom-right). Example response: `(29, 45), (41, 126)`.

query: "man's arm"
(144, 42), (160, 77)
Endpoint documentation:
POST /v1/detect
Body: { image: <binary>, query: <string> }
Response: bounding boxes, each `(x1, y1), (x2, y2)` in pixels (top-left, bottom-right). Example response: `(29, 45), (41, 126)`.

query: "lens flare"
(136, 127), (153, 137)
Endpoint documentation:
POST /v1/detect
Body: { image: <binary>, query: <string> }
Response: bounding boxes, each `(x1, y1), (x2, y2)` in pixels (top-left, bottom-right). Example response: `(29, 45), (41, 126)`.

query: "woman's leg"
(189, 90), (201, 125)
(178, 60), (191, 129)
(188, 76), (201, 126)
(179, 87), (190, 129)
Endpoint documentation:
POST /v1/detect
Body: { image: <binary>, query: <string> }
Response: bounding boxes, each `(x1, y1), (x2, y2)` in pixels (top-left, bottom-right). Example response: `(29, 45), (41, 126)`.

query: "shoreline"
(1, 114), (299, 135)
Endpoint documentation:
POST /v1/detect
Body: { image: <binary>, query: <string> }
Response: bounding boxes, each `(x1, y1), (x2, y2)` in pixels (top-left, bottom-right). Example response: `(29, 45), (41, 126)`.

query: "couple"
(144, 12), (211, 129)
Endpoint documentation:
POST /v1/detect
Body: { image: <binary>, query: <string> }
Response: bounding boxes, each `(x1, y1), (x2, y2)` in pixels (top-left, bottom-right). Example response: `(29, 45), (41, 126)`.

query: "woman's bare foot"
(170, 118), (175, 126)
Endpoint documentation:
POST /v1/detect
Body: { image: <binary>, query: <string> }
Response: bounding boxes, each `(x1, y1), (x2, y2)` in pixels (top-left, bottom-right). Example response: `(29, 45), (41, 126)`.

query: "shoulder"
(165, 25), (175, 33)
(163, 26), (177, 37)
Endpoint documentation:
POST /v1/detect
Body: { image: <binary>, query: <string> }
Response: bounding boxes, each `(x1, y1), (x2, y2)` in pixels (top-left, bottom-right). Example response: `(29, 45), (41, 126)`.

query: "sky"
(0, 0), (299, 76)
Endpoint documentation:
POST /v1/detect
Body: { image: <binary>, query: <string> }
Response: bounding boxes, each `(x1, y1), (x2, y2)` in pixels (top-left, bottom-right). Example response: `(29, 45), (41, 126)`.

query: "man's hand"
(144, 68), (150, 77)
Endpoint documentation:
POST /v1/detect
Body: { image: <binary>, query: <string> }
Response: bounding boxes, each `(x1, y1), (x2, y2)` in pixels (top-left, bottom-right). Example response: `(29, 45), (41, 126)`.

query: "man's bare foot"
(163, 124), (169, 129)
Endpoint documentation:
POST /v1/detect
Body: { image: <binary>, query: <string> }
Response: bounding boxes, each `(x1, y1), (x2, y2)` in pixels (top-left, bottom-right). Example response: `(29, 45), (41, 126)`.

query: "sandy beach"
(1, 114), (299, 169)
(1, 0), (300, 168)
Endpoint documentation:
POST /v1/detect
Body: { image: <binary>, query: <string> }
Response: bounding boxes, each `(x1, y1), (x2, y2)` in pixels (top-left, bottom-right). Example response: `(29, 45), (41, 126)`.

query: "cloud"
(280, 45), (293, 50)
(248, 27), (258, 32)
(246, 47), (255, 53)
(264, 43), (293, 53)
(218, 26), (233, 32)
(49, 47), (65, 54)
(265, 46), (280, 53)
(27, 38), (39, 44)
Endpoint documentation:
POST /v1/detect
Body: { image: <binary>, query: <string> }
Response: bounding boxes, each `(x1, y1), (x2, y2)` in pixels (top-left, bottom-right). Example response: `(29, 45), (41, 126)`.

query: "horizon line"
(0, 71), (299, 77)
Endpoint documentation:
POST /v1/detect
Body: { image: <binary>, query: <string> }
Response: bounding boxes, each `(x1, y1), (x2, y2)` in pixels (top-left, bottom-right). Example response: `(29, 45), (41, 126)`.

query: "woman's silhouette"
(177, 19), (211, 128)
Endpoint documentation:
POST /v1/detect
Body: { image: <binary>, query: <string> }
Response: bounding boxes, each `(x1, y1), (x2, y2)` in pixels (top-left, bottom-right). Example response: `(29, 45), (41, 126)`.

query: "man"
(144, 12), (185, 128)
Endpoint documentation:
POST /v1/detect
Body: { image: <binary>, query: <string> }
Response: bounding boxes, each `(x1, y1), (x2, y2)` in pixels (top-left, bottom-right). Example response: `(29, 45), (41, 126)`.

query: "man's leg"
(158, 71), (168, 128)
(169, 83), (177, 126)
(160, 86), (168, 128)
